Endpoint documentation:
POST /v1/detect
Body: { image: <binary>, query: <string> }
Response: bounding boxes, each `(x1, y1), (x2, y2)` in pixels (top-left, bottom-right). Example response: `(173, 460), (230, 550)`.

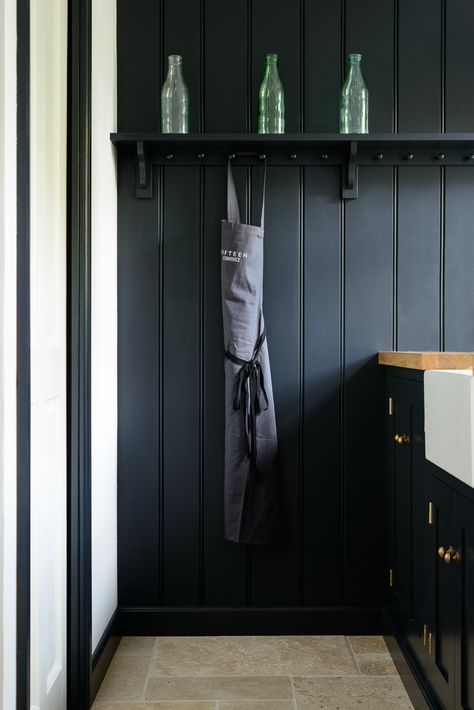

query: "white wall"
(91, 0), (118, 652)
(0, 0), (17, 706)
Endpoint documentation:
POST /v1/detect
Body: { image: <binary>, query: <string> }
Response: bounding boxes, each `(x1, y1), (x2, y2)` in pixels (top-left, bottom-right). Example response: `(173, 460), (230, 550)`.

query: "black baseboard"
(118, 606), (383, 636)
(383, 610), (441, 710)
(90, 608), (121, 705)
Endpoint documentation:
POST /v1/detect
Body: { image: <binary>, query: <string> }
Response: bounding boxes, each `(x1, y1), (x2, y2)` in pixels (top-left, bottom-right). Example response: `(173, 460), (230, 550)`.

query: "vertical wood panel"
(118, 156), (160, 605)
(202, 166), (248, 605)
(252, 0), (301, 133)
(250, 166), (300, 605)
(344, 167), (393, 605)
(162, 167), (201, 604)
(445, 0), (474, 131)
(304, 0), (342, 132)
(397, 168), (441, 350)
(164, 0), (202, 132)
(204, 0), (248, 132)
(444, 168), (474, 350)
(303, 167), (342, 605)
(398, 0), (442, 131)
(117, 0), (160, 131)
(345, 0), (394, 132)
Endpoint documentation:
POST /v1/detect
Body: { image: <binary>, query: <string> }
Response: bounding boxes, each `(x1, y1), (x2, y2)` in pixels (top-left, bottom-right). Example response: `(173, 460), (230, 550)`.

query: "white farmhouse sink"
(424, 369), (474, 487)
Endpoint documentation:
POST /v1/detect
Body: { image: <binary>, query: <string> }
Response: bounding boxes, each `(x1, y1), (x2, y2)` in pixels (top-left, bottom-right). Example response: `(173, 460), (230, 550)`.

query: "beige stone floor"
(92, 636), (414, 710)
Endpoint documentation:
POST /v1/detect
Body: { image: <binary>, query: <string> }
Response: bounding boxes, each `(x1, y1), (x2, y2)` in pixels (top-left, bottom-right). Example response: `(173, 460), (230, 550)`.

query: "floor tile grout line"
(290, 673), (298, 709)
(147, 672), (363, 678)
(140, 649), (155, 703)
(344, 635), (361, 676)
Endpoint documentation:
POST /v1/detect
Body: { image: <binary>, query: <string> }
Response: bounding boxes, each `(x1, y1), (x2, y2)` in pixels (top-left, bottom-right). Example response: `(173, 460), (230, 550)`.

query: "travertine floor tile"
(356, 654), (398, 676)
(293, 676), (414, 709)
(115, 636), (157, 656)
(93, 704), (216, 709)
(145, 676), (293, 702)
(94, 636), (413, 709)
(151, 636), (357, 676)
(94, 656), (150, 702)
(219, 703), (295, 709)
(348, 636), (389, 654)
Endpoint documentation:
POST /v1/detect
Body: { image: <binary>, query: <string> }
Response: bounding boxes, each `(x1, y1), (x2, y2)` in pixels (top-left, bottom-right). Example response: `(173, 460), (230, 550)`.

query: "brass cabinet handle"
(394, 433), (410, 445)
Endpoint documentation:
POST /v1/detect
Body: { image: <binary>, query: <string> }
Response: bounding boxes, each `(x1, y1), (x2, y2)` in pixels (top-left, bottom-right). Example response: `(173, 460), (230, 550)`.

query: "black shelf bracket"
(136, 141), (152, 198)
(343, 141), (358, 199)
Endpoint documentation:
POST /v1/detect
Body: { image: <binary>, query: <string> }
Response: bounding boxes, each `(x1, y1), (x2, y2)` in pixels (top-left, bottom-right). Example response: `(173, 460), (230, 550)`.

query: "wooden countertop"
(378, 351), (474, 371)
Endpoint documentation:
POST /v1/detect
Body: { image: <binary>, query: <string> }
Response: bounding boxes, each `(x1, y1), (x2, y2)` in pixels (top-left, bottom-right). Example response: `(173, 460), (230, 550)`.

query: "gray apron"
(221, 160), (279, 545)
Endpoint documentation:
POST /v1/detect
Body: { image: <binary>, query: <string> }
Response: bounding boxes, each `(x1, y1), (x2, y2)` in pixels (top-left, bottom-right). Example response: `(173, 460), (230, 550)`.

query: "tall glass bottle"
(258, 53), (285, 134)
(340, 53), (368, 134)
(161, 55), (189, 133)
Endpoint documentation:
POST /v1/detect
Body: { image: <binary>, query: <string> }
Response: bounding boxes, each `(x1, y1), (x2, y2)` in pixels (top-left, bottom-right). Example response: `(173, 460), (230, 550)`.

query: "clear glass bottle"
(340, 53), (368, 134)
(258, 53), (285, 134)
(161, 54), (189, 133)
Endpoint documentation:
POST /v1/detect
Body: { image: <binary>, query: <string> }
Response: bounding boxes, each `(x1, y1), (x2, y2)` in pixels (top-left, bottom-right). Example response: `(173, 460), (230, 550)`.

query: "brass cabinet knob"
(438, 545), (461, 564)
(394, 433), (410, 445)
(444, 546), (461, 565)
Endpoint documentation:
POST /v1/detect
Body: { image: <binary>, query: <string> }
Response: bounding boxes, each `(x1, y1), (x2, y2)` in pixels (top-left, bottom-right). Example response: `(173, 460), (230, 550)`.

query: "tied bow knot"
(225, 329), (269, 464)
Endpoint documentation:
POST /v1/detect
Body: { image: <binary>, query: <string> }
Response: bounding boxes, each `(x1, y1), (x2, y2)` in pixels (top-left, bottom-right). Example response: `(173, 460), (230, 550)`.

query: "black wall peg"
(197, 153), (205, 160)
(405, 152), (414, 160)
(290, 153), (297, 160)
(466, 153), (474, 161)
(375, 153), (383, 160)
(166, 153), (174, 160)
(436, 153), (445, 160)
(320, 153), (328, 161)
(259, 154), (266, 160)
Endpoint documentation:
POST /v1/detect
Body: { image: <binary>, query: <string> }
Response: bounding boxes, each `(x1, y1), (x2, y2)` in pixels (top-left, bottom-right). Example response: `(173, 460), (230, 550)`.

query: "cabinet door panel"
(387, 374), (427, 665)
(391, 396), (412, 632)
(427, 474), (456, 709)
(455, 496), (474, 710)
(407, 405), (429, 663)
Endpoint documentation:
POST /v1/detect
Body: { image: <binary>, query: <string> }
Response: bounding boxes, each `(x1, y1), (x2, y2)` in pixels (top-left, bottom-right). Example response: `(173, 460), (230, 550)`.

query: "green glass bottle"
(340, 53), (369, 134)
(161, 54), (189, 133)
(258, 53), (285, 134)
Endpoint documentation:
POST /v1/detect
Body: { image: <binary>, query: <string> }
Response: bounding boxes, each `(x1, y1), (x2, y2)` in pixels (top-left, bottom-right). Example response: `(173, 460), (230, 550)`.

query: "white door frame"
(0, 0), (18, 708)
(13, 1), (94, 709)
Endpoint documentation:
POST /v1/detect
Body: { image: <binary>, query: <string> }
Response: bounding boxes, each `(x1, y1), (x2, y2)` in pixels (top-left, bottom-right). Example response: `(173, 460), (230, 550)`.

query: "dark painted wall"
(117, 0), (474, 610)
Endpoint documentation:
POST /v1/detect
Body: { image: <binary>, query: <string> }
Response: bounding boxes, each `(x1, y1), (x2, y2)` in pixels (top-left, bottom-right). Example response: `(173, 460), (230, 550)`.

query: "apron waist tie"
(225, 329), (269, 466)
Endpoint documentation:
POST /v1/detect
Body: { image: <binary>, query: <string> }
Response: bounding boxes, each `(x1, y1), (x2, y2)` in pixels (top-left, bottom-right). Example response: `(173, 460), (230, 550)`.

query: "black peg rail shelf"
(110, 133), (474, 199)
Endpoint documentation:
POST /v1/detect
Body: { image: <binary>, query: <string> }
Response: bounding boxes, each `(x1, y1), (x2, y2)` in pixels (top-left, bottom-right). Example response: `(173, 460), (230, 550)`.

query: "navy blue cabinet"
(385, 367), (474, 710)
(454, 495), (474, 710)
(386, 371), (430, 674)
(426, 476), (457, 709)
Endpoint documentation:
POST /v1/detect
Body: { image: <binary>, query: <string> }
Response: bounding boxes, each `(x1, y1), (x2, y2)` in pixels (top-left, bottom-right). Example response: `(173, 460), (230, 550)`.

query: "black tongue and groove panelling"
(117, 0), (474, 610)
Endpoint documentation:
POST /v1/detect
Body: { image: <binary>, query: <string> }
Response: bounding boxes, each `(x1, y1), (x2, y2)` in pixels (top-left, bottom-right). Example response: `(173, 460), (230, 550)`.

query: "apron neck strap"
(260, 159), (267, 230)
(227, 159), (241, 223)
(227, 158), (267, 229)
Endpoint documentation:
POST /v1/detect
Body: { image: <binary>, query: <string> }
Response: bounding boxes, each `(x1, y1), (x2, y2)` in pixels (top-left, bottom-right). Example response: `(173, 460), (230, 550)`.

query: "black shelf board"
(111, 132), (474, 149)
(114, 132), (474, 200)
